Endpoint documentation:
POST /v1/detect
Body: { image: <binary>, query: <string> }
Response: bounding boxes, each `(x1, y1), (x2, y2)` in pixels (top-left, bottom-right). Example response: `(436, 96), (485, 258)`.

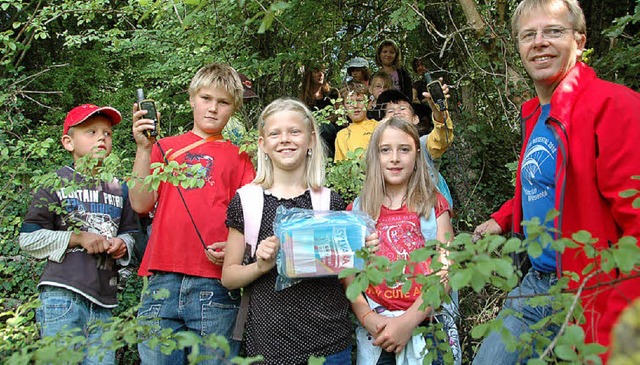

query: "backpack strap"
(352, 196), (361, 211)
(233, 183), (263, 341)
(420, 136), (454, 208)
(419, 208), (438, 241)
(310, 187), (331, 211)
(237, 184), (264, 256)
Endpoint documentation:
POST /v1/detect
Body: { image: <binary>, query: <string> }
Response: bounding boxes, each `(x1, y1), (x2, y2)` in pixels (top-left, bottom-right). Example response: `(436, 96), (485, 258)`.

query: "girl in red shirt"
(348, 117), (460, 364)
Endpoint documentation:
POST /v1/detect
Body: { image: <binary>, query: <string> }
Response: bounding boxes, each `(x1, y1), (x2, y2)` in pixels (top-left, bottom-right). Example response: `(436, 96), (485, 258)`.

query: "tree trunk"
(458, 0), (488, 38)
(497, 0), (508, 23)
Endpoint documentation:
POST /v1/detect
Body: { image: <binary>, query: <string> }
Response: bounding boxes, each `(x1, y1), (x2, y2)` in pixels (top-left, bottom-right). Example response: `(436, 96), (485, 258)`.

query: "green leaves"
(129, 159), (206, 193)
(325, 149), (366, 203)
(551, 325), (606, 363)
(610, 236), (640, 274)
(449, 268), (473, 290)
(244, 1), (293, 34)
(620, 176), (640, 208)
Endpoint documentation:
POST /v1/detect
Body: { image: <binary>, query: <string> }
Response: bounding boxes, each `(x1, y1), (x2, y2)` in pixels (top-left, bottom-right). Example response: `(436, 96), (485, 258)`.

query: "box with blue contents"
(273, 206), (376, 278)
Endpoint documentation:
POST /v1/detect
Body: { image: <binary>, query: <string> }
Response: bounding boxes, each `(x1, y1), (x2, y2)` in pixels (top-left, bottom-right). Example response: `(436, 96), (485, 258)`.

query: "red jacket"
(491, 62), (640, 360)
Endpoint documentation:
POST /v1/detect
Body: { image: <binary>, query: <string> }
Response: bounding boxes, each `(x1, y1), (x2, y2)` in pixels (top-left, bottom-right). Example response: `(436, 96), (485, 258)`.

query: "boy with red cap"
(20, 104), (139, 365)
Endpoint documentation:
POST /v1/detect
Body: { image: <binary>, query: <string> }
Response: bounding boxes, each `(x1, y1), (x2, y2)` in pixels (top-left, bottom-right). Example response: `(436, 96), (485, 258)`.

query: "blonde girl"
(349, 117), (461, 365)
(222, 98), (376, 364)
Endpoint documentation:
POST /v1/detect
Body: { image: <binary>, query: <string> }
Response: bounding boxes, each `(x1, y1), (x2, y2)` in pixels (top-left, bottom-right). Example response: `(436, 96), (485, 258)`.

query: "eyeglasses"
(385, 105), (411, 115)
(518, 27), (574, 44)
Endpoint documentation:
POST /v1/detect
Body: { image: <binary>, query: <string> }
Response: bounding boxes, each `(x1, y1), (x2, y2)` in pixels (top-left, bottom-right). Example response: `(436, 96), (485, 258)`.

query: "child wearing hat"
(346, 57), (371, 85)
(19, 104), (139, 364)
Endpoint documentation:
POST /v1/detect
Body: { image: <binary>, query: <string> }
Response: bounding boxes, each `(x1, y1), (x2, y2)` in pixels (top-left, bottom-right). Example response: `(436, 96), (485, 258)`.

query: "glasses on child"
(518, 27), (574, 44)
(385, 105), (410, 116)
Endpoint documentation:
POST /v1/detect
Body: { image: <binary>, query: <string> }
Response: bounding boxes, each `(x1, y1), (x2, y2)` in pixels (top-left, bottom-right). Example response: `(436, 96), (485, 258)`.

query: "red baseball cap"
(63, 104), (122, 135)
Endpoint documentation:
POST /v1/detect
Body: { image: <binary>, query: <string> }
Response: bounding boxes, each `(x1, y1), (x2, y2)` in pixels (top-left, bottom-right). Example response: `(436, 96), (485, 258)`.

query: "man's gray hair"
(511, 0), (587, 39)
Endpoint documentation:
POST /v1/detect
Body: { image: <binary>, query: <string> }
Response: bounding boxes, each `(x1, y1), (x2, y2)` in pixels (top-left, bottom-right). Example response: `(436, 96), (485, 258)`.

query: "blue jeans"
(322, 345), (352, 365)
(137, 272), (241, 365)
(36, 286), (114, 365)
(472, 270), (560, 365)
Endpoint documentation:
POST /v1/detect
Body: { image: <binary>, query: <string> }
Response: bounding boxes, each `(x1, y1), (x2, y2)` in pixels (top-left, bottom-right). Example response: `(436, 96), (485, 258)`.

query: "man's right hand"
(473, 218), (502, 241)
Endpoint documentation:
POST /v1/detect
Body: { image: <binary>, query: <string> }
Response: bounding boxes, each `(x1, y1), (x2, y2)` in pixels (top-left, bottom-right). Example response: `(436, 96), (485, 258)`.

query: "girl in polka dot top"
(222, 98), (378, 364)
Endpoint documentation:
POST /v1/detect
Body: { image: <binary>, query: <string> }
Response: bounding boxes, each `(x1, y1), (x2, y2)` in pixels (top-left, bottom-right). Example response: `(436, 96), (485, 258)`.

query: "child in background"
(411, 57), (430, 104)
(299, 63), (342, 159)
(334, 82), (379, 161)
(299, 63), (335, 112)
(348, 118), (461, 365)
(20, 104), (138, 365)
(375, 39), (413, 100)
(221, 98), (378, 365)
(131, 63), (255, 364)
(378, 88), (454, 160)
(368, 71), (393, 121)
(346, 57), (372, 85)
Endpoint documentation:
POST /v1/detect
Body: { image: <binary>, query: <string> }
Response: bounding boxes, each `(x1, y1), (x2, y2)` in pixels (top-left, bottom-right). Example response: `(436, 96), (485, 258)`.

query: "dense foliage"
(1, 0), (639, 364)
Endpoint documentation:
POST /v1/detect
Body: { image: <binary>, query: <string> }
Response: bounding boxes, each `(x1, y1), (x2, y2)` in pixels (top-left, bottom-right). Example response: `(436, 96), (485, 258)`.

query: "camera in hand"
(424, 73), (448, 112)
(136, 89), (159, 138)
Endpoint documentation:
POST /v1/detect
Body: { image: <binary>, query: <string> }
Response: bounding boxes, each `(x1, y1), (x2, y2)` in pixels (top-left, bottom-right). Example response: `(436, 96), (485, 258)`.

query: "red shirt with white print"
(365, 193), (450, 311)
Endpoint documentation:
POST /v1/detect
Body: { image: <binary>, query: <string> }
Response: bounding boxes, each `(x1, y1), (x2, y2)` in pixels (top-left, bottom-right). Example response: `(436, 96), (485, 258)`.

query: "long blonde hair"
(359, 117), (436, 220)
(253, 98), (326, 189)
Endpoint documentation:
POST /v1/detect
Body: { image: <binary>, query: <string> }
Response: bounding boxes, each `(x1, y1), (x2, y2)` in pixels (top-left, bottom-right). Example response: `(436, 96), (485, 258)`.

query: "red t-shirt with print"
(360, 194), (450, 311)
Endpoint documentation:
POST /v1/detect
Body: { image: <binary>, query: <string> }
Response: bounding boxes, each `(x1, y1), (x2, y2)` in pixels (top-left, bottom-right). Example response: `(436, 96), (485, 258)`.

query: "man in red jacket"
(472, 0), (640, 363)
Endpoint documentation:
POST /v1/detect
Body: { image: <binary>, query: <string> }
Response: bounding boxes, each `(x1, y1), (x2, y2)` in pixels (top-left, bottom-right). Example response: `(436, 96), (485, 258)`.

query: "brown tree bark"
(458, 0), (488, 38)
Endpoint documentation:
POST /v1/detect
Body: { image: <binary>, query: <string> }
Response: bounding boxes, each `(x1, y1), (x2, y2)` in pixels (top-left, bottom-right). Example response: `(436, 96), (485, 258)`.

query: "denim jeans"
(322, 345), (352, 365)
(36, 286), (114, 365)
(137, 272), (241, 365)
(472, 270), (560, 365)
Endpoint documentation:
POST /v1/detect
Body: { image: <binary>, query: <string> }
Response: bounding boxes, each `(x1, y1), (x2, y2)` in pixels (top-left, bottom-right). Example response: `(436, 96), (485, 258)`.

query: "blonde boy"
(131, 63), (255, 365)
(334, 82), (379, 161)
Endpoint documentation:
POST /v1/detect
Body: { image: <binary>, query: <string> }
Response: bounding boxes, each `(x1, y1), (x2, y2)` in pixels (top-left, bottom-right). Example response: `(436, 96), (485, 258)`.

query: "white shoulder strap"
(239, 185), (330, 257)
(237, 184), (264, 256)
(310, 187), (331, 211)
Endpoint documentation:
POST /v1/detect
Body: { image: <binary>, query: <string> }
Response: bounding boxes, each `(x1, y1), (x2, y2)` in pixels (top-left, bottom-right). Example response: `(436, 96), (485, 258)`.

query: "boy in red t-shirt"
(130, 63), (255, 364)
